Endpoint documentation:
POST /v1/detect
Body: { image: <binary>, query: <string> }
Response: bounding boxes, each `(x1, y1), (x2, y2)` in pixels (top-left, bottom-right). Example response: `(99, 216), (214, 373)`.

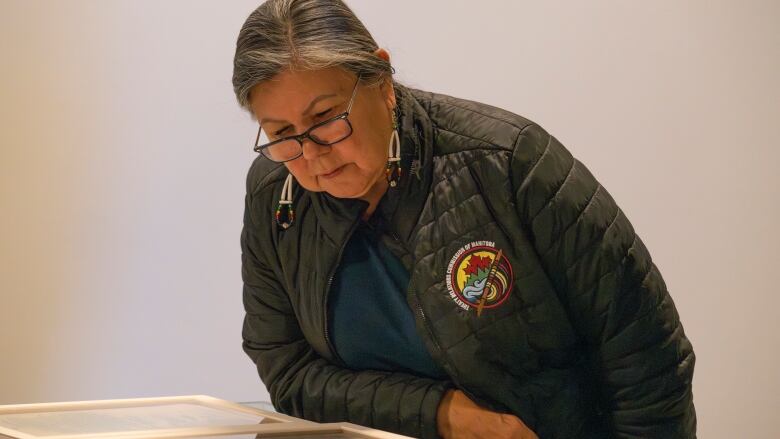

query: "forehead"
(249, 67), (354, 122)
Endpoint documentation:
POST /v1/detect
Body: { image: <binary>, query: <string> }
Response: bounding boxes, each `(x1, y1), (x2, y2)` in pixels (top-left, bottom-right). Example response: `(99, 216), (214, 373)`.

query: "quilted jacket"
(240, 82), (696, 438)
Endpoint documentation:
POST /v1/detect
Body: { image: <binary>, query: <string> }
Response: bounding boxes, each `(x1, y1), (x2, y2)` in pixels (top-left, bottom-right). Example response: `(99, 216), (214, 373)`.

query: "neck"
(359, 177), (389, 221)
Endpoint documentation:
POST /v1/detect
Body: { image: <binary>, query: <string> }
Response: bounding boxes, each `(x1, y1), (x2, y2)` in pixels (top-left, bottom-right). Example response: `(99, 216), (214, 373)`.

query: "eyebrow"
(260, 93), (339, 125)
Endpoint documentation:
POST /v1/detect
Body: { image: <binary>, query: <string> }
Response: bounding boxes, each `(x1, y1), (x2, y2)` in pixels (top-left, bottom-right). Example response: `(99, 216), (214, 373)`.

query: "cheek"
(285, 161), (319, 189)
(344, 134), (387, 173)
(285, 160), (305, 177)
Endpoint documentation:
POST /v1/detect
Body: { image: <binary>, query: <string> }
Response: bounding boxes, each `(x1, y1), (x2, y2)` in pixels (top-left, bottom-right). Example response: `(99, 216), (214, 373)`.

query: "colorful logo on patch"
(446, 240), (513, 316)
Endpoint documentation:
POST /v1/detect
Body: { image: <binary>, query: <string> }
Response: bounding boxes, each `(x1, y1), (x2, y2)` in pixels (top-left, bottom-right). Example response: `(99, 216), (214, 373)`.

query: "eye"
(315, 108), (332, 118)
(274, 126), (291, 136)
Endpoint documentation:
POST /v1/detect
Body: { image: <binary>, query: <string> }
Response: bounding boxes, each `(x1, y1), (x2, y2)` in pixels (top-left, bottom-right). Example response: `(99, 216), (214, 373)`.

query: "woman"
(232, 1), (696, 438)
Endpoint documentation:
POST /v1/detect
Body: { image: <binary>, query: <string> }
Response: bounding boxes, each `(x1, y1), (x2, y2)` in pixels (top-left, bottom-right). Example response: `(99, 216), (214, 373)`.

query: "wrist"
(436, 389), (456, 438)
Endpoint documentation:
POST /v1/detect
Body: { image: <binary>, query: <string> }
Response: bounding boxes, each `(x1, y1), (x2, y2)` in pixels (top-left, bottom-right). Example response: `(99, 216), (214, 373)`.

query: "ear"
(373, 48), (396, 110)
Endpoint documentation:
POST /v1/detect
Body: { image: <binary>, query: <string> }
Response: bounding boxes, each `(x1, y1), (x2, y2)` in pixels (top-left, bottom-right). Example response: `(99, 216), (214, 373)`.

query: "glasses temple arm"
(254, 125), (263, 147)
(346, 74), (361, 113)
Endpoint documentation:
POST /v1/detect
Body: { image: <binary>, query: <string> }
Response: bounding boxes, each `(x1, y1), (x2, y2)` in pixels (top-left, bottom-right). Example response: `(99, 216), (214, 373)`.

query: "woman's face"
(248, 61), (396, 201)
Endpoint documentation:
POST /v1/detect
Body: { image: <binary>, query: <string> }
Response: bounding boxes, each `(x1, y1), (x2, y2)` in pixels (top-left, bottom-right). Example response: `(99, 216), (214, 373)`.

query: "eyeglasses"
(253, 74), (362, 162)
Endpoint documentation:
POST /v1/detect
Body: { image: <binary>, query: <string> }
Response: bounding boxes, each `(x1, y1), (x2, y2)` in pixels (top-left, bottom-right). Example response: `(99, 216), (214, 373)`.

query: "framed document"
(0, 395), (409, 439)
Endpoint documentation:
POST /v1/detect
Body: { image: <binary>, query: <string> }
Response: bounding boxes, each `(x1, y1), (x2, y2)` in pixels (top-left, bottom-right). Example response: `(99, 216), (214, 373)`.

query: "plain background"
(1, 1), (778, 437)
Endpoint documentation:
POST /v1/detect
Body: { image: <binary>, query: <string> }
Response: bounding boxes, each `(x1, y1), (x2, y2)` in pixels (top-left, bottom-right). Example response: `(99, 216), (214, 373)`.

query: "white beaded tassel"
(275, 173), (295, 229)
(385, 111), (402, 187)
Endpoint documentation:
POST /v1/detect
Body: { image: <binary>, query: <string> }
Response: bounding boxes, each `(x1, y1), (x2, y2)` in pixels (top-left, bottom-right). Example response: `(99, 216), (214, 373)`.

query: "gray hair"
(232, 0), (396, 116)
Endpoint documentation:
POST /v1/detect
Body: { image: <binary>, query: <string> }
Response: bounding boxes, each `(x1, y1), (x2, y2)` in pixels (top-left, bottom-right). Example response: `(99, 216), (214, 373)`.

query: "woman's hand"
(436, 389), (538, 439)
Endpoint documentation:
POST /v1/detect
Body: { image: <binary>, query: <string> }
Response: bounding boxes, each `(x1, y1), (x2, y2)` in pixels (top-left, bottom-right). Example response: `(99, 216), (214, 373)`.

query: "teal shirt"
(328, 220), (447, 380)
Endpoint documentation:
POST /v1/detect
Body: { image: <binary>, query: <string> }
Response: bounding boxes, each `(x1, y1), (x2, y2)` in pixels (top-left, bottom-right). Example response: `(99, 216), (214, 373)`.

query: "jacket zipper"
(387, 229), (449, 367)
(387, 230), (456, 376)
(381, 230), (439, 350)
(322, 217), (362, 367)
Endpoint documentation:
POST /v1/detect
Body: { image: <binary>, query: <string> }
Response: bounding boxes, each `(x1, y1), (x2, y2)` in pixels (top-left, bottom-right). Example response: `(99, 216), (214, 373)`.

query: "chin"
(295, 178), (360, 197)
(318, 169), (375, 199)
(323, 183), (369, 199)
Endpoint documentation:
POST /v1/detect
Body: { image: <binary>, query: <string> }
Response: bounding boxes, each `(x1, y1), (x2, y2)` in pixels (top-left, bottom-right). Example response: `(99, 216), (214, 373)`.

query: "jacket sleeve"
(509, 123), (696, 438)
(240, 191), (451, 439)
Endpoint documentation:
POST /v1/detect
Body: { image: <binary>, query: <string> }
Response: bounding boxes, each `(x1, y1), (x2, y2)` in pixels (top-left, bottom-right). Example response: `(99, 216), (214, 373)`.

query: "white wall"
(1, 1), (778, 437)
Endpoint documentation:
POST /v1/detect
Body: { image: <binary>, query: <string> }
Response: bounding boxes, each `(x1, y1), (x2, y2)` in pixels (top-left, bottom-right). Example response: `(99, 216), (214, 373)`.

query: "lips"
(319, 164), (345, 178)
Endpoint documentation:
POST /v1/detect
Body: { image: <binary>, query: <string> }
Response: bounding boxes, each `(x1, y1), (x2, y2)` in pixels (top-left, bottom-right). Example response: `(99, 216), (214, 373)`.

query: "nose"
(300, 137), (330, 160)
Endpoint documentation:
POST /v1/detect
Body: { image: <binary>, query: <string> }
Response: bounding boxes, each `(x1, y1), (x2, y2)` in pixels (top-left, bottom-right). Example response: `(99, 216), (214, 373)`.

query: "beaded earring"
(275, 173), (295, 229)
(385, 110), (402, 187)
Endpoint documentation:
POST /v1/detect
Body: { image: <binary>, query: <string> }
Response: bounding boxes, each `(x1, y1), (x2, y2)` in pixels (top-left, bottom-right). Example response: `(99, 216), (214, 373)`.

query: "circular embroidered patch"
(445, 240), (514, 314)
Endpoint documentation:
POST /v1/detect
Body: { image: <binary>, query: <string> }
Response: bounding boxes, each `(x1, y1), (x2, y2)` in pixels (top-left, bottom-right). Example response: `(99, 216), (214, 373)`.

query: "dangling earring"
(276, 173), (295, 229)
(385, 110), (402, 187)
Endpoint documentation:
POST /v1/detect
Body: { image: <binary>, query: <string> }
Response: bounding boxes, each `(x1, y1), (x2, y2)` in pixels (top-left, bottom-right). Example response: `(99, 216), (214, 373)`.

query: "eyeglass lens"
(260, 118), (352, 162)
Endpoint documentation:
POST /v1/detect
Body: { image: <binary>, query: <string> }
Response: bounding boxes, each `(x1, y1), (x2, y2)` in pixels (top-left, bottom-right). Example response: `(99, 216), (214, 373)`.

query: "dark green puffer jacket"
(240, 82), (696, 438)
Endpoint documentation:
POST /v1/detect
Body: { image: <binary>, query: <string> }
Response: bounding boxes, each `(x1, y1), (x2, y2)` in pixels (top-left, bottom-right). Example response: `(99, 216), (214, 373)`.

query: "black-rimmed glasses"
(253, 74), (362, 162)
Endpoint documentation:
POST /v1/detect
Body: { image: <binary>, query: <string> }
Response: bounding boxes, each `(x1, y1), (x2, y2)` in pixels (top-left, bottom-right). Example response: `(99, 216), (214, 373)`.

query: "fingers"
(500, 413), (539, 439)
